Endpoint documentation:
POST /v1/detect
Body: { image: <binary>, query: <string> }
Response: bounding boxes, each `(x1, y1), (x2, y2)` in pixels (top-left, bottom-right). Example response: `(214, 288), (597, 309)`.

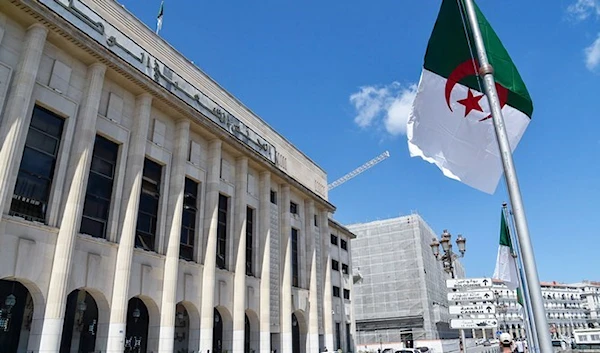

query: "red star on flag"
(457, 89), (484, 117)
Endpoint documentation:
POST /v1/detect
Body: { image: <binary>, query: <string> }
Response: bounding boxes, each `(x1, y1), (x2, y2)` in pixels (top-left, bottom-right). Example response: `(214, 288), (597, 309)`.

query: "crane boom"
(327, 151), (391, 190)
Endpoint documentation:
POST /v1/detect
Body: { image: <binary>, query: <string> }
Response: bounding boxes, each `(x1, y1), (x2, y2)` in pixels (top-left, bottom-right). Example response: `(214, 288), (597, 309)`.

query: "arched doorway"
(213, 308), (223, 353)
(59, 289), (99, 353)
(174, 303), (189, 352)
(245, 314), (251, 353)
(0, 279), (33, 353)
(292, 313), (300, 353)
(125, 297), (149, 353)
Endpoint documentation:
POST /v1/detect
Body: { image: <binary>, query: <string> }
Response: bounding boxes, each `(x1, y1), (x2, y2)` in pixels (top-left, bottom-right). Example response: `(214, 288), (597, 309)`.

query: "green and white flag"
(407, 0), (533, 194)
(493, 209), (519, 290)
(156, 0), (164, 34)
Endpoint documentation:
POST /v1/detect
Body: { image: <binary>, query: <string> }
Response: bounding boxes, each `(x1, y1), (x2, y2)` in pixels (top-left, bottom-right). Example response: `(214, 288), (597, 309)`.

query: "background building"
(571, 281), (600, 328)
(0, 0), (355, 352)
(492, 281), (593, 340)
(348, 214), (465, 349)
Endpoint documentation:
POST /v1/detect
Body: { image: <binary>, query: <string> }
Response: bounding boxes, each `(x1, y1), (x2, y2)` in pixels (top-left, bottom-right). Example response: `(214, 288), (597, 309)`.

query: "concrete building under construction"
(347, 214), (465, 349)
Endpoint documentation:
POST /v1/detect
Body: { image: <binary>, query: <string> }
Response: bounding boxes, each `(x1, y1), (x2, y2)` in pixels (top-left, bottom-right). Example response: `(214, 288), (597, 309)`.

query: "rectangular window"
(346, 323), (352, 353)
(330, 234), (338, 246)
(341, 239), (348, 251)
(136, 158), (162, 251)
(180, 178), (198, 261)
(10, 106), (65, 223)
(81, 135), (119, 239)
(292, 228), (299, 287)
(290, 201), (298, 215)
(270, 190), (277, 204)
(246, 207), (254, 276)
(335, 322), (341, 350)
(314, 214), (318, 227)
(332, 260), (339, 271)
(342, 263), (349, 275)
(333, 286), (340, 297)
(216, 194), (228, 269)
(343, 289), (350, 300)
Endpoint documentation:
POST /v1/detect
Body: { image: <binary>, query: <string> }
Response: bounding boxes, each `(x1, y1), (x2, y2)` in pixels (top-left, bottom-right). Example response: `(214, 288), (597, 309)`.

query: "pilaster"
(232, 157), (248, 353)
(0, 23), (48, 216)
(198, 139), (222, 353)
(305, 200), (319, 353)
(157, 119), (190, 353)
(38, 62), (106, 352)
(106, 93), (153, 353)
(321, 210), (334, 350)
(258, 171), (271, 353)
(280, 185), (292, 353)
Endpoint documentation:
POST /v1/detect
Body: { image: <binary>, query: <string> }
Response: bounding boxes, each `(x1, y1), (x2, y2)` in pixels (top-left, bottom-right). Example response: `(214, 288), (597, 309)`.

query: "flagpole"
(461, 1), (553, 352)
(503, 203), (540, 352)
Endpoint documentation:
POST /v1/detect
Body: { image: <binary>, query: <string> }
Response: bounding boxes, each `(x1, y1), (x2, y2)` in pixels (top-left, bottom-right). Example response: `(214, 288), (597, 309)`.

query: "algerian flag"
(493, 209), (519, 290)
(156, 0), (164, 34)
(407, 0), (533, 194)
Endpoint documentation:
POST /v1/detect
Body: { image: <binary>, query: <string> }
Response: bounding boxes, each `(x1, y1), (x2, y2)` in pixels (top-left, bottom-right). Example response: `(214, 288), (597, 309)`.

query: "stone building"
(492, 281), (590, 339)
(0, 0), (356, 352)
(347, 215), (464, 350)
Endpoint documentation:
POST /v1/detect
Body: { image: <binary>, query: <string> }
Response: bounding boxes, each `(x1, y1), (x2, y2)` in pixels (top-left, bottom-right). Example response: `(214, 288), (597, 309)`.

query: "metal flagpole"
(461, 1), (553, 352)
(503, 203), (540, 352)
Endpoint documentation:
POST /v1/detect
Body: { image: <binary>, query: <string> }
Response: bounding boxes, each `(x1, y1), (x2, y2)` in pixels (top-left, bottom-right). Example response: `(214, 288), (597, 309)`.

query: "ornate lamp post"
(431, 230), (467, 352)
(430, 230), (466, 279)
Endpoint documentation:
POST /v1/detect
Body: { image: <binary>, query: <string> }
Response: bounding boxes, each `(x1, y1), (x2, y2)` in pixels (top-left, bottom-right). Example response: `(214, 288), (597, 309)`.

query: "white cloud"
(349, 82), (417, 136)
(567, 0), (600, 21)
(585, 34), (600, 70)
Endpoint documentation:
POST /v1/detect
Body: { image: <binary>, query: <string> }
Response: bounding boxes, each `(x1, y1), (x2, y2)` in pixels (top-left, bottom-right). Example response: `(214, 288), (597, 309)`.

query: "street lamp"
(431, 230), (467, 353)
(430, 230), (466, 278)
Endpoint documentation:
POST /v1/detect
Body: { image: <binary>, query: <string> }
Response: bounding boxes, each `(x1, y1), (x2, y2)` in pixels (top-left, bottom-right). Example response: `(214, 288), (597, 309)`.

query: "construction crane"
(327, 151), (391, 191)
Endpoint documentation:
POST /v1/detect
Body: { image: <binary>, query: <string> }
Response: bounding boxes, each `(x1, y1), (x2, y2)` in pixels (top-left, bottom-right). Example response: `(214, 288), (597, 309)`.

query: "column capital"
(175, 118), (191, 127)
(27, 23), (48, 35)
(136, 92), (153, 104)
(88, 62), (107, 74)
(259, 170), (271, 178)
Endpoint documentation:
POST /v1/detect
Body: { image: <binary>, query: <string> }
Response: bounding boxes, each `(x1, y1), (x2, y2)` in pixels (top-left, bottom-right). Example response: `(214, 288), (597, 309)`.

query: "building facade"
(571, 281), (600, 328)
(348, 215), (464, 349)
(492, 281), (591, 340)
(0, 0), (355, 352)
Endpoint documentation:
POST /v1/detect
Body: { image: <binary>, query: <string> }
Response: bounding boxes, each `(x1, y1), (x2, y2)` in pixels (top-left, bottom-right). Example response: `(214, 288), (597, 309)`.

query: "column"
(199, 139), (222, 353)
(0, 24), (47, 216)
(279, 185), (292, 353)
(157, 119), (190, 353)
(258, 171), (271, 353)
(106, 93), (153, 353)
(38, 63), (106, 352)
(321, 210), (334, 351)
(232, 157), (248, 352)
(305, 201), (319, 353)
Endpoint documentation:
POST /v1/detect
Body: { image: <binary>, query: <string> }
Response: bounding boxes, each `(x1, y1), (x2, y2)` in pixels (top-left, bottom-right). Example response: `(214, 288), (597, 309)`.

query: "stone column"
(321, 210), (334, 350)
(232, 157), (248, 353)
(0, 24), (47, 216)
(38, 63), (106, 352)
(305, 201), (319, 353)
(106, 93), (153, 353)
(157, 119), (190, 353)
(280, 185), (292, 353)
(199, 139), (222, 353)
(258, 171), (271, 353)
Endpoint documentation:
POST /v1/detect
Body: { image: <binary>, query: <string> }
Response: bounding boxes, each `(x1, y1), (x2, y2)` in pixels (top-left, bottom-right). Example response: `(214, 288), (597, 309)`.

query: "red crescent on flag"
(444, 59), (509, 121)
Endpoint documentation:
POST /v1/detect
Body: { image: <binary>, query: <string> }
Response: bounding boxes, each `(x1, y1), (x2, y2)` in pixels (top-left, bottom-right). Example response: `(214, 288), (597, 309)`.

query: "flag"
(407, 0), (533, 194)
(493, 209), (519, 290)
(156, 1), (164, 34)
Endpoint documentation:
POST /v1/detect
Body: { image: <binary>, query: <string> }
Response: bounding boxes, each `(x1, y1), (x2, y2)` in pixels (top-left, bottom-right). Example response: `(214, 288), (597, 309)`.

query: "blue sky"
(117, 0), (599, 283)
